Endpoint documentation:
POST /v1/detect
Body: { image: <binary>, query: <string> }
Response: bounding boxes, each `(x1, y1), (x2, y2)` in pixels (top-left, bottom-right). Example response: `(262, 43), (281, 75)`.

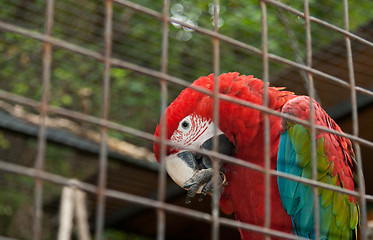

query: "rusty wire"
(156, 0), (170, 239)
(302, 0), (321, 239)
(0, 85), (373, 199)
(32, 0), (54, 239)
(211, 0), (221, 240)
(343, 0), (368, 239)
(0, 0), (373, 239)
(259, 1), (271, 239)
(94, 1), (113, 239)
(0, 85), (373, 190)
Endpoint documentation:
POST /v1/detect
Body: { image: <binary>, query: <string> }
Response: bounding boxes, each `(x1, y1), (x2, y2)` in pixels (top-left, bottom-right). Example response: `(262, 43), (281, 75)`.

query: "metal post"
(343, 0), (367, 239)
(260, 1), (271, 239)
(303, 1), (320, 239)
(156, 0), (170, 239)
(95, 1), (113, 239)
(211, 1), (221, 239)
(0, 1), (372, 239)
(33, 0), (54, 239)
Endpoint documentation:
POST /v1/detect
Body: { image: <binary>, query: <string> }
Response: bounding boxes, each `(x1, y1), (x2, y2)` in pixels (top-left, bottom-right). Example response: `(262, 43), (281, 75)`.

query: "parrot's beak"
(165, 134), (234, 193)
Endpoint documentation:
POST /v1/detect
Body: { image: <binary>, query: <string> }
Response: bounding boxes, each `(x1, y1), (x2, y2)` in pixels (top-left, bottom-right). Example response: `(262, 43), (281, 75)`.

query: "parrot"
(153, 72), (359, 239)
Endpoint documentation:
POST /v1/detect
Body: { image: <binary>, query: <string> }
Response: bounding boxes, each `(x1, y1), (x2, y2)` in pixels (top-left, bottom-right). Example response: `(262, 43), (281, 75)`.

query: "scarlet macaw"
(153, 72), (359, 239)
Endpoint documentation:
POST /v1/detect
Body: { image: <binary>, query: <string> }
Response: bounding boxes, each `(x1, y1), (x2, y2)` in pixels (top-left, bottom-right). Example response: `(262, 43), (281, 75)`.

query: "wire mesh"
(0, 0), (373, 239)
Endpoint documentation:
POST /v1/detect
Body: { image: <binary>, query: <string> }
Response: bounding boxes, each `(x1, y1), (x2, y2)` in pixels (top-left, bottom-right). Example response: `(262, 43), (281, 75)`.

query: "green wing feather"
(277, 96), (359, 239)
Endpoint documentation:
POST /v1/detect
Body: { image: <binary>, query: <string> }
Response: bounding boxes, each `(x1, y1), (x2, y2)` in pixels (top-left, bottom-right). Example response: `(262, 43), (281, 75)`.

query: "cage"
(0, 0), (373, 239)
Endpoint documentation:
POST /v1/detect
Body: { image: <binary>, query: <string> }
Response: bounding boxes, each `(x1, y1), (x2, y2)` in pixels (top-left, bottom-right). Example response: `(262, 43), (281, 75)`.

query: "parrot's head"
(153, 72), (290, 198)
(153, 73), (241, 194)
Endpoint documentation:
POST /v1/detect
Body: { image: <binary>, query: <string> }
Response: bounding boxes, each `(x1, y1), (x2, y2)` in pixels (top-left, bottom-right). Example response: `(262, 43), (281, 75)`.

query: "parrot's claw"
(183, 168), (225, 204)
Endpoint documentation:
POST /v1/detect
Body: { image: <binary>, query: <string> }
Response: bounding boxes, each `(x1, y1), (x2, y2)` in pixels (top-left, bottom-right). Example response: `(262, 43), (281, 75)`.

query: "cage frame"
(0, 0), (372, 239)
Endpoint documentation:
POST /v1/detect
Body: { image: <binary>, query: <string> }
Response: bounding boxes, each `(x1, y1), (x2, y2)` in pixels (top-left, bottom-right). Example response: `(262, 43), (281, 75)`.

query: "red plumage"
(282, 96), (357, 203)
(153, 72), (358, 239)
(154, 72), (295, 239)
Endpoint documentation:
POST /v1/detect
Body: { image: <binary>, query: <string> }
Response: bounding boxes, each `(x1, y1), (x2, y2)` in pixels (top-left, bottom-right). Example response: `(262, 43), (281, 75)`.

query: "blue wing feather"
(278, 130), (305, 236)
(277, 96), (359, 239)
(277, 130), (302, 213)
(278, 129), (317, 238)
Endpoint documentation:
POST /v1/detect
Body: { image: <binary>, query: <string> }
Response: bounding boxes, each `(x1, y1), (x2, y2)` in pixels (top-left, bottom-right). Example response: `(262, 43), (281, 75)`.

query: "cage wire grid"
(0, 0), (373, 239)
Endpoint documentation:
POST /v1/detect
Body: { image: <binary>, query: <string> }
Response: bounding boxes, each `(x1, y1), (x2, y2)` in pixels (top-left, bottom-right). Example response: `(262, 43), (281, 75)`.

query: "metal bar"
(1, 135), (372, 215)
(115, 0), (373, 50)
(260, 1), (271, 239)
(0, 88), (314, 178)
(276, 8), (321, 104)
(1, 85), (373, 155)
(1, 86), (373, 157)
(2, 121), (369, 234)
(2, 20), (373, 99)
(0, 1), (372, 236)
(211, 1), (220, 239)
(0, 159), (307, 240)
(95, 1), (113, 239)
(218, 218), (308, 240)
(303, 1), (320, 239)
(33, 0), (54, 239)
(156, 0), (170, 239)
(264, 0), (373, 49)
(3, 157), (373, 208)
(0, 21), (103, 60)
(111, 2), (373, 96)
(114, 0), (162, 19)
(343, 1), (367, 239)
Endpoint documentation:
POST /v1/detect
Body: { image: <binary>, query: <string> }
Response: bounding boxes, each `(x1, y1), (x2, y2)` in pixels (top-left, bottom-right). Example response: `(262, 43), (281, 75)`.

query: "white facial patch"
(170, 114), (223, 151)
(165, 114), (223, 193)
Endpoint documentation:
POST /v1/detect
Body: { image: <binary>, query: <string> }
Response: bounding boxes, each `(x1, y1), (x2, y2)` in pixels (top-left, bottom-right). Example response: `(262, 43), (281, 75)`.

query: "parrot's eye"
(178, 116), (192, 132)
(181, 120), (190, 130)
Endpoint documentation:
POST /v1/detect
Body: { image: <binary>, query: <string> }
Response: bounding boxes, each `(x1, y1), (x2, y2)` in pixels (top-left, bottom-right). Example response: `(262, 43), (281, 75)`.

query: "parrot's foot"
(182, 169), (226, 204)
